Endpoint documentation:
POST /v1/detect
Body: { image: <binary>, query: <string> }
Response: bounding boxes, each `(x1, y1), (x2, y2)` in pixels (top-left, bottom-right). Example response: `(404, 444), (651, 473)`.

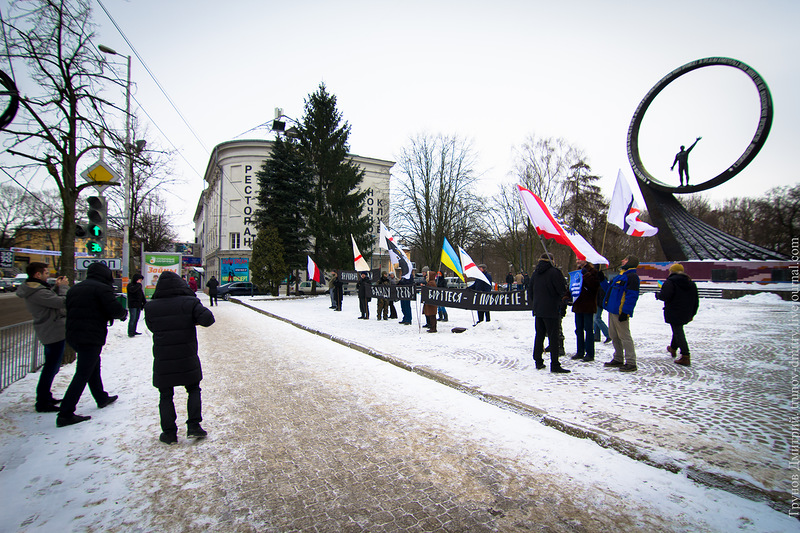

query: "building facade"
(194, 139), (393, 282)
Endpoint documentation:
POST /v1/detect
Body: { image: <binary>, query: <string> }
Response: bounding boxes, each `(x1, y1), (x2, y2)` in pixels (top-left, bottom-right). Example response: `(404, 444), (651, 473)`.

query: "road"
(0, 292), (32, 328)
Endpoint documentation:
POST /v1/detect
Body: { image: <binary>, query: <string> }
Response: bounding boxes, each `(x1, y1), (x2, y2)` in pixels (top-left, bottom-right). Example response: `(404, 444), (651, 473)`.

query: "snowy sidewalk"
(237, 290), (797, 514)
(0, 296), (796, 531)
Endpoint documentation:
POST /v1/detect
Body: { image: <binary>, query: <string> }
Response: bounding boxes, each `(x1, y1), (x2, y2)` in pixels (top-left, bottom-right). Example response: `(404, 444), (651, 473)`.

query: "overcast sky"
(8, 0), (800, 240)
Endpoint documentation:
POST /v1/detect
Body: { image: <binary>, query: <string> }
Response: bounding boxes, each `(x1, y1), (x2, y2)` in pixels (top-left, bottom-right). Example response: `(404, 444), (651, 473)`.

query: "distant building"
(193, 139), (393, 282)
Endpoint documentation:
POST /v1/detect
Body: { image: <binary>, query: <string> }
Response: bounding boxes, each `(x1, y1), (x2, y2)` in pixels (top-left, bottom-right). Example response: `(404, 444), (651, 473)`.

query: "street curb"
(234, 298), (790, 515)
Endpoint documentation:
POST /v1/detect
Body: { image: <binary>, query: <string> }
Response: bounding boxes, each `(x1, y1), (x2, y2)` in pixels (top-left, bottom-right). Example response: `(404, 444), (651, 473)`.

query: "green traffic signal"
(88, 223), (103, 238)
(87, 241), (103, 255)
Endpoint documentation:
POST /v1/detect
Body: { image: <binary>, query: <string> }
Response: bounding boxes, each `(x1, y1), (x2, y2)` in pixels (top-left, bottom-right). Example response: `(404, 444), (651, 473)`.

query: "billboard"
(221, 257), (249, 283)
(142, 252), (182, 298)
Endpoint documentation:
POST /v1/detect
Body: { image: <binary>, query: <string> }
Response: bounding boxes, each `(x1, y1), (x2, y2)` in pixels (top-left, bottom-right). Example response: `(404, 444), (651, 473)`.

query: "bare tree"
(0, 0), (125, 279)
(392, 133), (485, 270)
(0, 183), (38, 248)
(512, 133), (584, 212)
(137, 195), (178, 254)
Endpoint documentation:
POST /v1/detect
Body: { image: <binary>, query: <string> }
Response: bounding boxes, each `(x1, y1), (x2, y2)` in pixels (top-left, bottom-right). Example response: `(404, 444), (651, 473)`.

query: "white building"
(193, 139), (393, 282)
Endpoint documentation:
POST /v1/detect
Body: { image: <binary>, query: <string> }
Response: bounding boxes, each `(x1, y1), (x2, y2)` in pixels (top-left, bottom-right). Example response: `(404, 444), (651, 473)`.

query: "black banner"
(420, 287), (533, 311)
(370, 285), (417, 301)
(339, 269), (381, 283)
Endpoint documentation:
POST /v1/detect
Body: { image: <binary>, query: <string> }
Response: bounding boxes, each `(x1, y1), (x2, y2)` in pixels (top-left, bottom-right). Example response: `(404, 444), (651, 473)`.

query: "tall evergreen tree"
(296, 83), (372, 271)
(254, 135), (313, 270)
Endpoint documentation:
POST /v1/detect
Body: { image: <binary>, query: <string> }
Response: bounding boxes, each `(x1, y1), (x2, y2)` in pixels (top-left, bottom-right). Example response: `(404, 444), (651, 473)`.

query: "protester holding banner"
(376, 272), (391, 320)
(397, 274), (414, 325)
(473, 265), (493, 323)
(570, 261), (601, 362)
(529, 253), (570, 374)
(422, 271), (438, 332)
(356, 272), (371, 319)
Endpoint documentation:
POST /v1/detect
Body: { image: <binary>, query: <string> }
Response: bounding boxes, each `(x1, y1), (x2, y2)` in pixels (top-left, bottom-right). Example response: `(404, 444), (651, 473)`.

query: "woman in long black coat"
(656, 263), (699, 366)
(145, 271), (215, 444)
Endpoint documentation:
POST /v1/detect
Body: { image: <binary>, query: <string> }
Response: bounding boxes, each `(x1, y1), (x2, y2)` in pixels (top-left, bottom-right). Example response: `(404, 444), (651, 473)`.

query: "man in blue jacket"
(602, 255), (641, 372)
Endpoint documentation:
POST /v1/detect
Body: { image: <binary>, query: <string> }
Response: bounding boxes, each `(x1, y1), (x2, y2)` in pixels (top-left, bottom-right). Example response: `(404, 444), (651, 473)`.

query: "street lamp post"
(99, 45), (131, 279)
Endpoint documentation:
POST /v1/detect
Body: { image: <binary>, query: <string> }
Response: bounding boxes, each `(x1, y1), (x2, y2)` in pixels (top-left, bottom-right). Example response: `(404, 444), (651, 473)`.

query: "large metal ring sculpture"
(626, 57), (773, 194)
(0, 70), (20, 130)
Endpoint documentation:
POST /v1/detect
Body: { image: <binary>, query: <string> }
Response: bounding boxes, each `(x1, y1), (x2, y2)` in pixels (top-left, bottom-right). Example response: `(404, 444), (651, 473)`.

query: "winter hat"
(669, 263), (685, 274)
(624, 255), (639, 268)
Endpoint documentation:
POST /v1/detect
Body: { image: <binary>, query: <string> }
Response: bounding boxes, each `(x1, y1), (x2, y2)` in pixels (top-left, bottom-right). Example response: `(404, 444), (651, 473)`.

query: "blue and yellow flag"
(441, 237), (464, 281)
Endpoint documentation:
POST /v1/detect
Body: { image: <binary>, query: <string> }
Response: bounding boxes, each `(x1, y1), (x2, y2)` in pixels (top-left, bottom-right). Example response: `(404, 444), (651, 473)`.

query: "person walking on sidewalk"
(602, 255), (641, 372)
(145, 271), (215, 445)
(206, 276), (219, 306)
(570, 260), (601, 363)
(656, 263), (699, 366)
(16, 262), (70, 412)
(126, 273), (145, 337)
(529, 253), (570, 374)
(58, 262), (127, 427)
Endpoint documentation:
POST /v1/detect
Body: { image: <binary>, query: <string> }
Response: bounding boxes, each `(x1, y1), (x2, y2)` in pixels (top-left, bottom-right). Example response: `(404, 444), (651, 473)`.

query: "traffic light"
(86, 196), (107, 256)
(75, 223), (87, 238)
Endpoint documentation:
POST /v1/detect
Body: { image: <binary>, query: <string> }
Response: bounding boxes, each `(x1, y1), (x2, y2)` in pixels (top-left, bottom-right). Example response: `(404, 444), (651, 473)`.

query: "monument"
(626, 57), (786, 261)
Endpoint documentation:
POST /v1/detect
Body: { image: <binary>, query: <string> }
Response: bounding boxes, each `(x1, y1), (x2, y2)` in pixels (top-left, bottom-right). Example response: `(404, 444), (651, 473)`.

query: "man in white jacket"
(16, 262), (70, 412)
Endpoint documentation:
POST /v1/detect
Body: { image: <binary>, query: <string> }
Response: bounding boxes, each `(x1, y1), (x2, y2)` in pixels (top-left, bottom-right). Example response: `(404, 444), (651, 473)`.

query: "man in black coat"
(528, 253), (570, 374)
(473, 265), (493, 323)
(656, 263), (699, 366)
(356, 272), (371, 319)
(145, 271), (215, 444)
(206, 275), (220, 306)
(57, 262), (128, 427)
(126, 273), (145, 337)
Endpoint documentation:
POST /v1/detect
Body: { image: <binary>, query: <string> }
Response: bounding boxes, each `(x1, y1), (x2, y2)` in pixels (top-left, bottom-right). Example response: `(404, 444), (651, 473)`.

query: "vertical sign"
(142, 251), (182, 298)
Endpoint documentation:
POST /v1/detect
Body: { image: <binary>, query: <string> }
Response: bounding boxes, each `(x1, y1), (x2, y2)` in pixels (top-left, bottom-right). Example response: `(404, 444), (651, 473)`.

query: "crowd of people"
(17, 262), (215, 445)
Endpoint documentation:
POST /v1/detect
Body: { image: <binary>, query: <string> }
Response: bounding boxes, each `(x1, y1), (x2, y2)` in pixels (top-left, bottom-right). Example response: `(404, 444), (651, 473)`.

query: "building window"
(230, 232), (240, 249)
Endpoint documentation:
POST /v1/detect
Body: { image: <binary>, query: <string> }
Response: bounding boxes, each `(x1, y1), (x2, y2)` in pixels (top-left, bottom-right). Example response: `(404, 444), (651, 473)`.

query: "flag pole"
(600, 219), (609, 256)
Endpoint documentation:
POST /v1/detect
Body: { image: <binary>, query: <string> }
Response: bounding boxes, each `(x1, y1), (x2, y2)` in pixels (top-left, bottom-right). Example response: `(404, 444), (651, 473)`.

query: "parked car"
(296, 281), (329, 295)
(0, 279), (12, 292)
(443, 276), (466, 289)
(10, 273), (28, 291)
(216, 282), (266, 300)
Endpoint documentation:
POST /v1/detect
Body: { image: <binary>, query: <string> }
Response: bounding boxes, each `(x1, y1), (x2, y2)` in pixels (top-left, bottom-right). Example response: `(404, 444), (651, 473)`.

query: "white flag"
(458, 246), (491, 285)
(351, 235), (370, 272)
(608, 170), (658, 237)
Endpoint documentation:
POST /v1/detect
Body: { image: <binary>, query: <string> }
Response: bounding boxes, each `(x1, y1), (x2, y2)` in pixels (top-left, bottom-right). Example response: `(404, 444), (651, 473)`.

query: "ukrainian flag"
(441, 237), (464, 281)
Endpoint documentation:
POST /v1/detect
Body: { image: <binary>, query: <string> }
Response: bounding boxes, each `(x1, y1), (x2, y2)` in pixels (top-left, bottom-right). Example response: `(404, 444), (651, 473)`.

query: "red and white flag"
(458, 246), (490, 285)
(608, 170), (658, 237)
(517, 185), (608, 266)
(351, 235), (370, 272)
(307, 255), (321, 283)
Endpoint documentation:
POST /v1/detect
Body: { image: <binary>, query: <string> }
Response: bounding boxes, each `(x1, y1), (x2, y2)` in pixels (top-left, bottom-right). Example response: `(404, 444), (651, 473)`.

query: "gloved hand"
(618, 312), (629, 322)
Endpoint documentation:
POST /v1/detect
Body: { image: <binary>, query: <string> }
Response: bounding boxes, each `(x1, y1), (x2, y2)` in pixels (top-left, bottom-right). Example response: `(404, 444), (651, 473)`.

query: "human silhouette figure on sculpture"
(670, 137), (701, 187)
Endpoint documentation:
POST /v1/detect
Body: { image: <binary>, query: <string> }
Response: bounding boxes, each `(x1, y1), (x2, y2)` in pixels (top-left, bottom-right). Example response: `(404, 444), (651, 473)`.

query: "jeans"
(158, 383), (202, 434)
(59, 344), (111, 416)
(400, 300), (412, 324)
(36, 340), (65, 407)
(574, 313), (594, 358)
(593, 307), (609, 340)
(128, 307), (141, 336)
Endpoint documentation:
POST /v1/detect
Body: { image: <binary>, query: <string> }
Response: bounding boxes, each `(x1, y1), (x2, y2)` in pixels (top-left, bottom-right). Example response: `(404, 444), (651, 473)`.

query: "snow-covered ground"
(0, 287), (797, 531)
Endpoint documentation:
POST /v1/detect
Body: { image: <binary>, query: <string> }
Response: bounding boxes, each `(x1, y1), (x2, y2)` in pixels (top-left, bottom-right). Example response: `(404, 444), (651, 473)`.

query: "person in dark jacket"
(126, 273), (145, 337)
(528, 253), (570, 373)
(206, 276), (220, 306)
(601, 255), (641, 372)
(57, 262), (127, 427)
(332, 271), (344, 312)
(398, 274), (414, 325)
(16, 262), (70, 412)
(656, 263), (699, 366)
(145, 271), (215, 444)
(376, 272), (390, 320)
(570, 260), (601, 362)
(356, 272), (371, 319)
(436, 273), (448, 322)
(473, 265), (493, 323)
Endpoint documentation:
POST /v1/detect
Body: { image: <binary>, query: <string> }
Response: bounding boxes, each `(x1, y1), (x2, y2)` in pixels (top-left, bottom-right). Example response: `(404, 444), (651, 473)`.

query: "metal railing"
(0, 321), (42, 392)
